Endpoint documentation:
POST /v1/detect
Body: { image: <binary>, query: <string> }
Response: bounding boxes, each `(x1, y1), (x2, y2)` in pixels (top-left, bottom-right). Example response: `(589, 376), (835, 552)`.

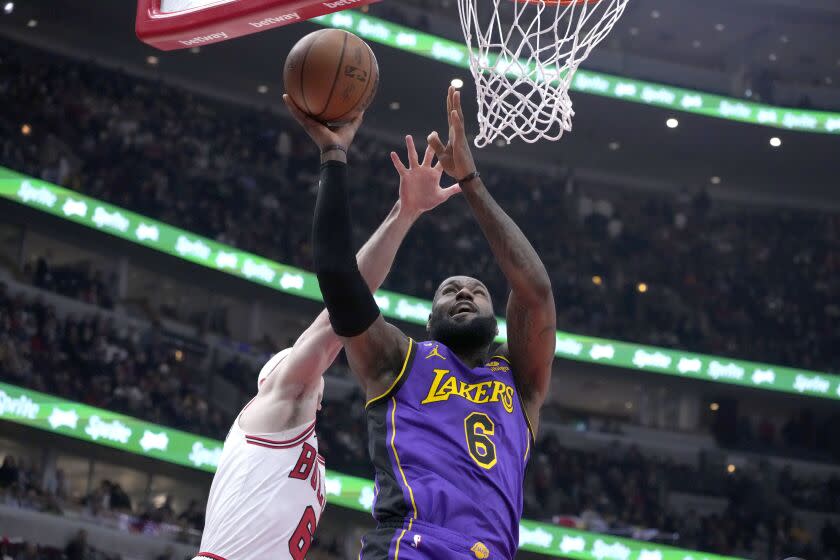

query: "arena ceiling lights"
(310, 10), (840, 136)
(3, 166), (839, 402)
(0, 380), (746, 560)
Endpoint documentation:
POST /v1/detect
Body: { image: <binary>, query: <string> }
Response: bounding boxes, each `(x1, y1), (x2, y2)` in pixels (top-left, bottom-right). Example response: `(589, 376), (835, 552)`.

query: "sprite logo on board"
(188, 441), (223, 468)
(85, 416), (132, 443)
(0, 390), (40, 419)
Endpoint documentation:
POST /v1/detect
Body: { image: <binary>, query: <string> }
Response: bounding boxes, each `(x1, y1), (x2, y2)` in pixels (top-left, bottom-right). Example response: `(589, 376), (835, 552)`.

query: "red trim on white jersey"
(245, 420), (316, 450)
(317, 454), (326, 464)
(197, 553), (227, 560)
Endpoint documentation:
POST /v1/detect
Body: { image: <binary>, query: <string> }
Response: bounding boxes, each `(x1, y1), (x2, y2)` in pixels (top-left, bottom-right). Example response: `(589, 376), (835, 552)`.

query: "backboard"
(136, 0), (381, 50)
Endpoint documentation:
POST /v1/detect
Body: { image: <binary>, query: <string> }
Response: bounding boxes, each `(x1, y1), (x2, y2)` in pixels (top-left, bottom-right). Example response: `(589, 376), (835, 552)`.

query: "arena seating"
(1, 37), (840, 560)
(1, 39), (838, 376)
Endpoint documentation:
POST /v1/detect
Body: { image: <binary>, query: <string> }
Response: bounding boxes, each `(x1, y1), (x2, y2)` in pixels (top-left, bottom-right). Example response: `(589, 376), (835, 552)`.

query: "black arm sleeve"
(313, 160), (381, 337)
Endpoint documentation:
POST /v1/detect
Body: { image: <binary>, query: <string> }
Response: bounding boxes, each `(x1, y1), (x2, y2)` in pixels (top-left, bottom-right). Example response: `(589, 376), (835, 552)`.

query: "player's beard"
(429, 313), (498, 355)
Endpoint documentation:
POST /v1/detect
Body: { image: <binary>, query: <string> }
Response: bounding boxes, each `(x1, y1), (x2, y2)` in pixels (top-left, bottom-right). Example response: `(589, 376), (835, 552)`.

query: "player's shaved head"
(428, 275), (497, 355)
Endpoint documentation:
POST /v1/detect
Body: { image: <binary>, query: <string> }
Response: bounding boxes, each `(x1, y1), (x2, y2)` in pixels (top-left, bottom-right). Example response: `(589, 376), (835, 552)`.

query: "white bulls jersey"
(197, 414), (326, 560)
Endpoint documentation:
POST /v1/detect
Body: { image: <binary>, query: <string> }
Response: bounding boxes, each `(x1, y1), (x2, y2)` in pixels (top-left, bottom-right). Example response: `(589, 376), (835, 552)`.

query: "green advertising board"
(2, 167), (839, 401)
(0, 381), (743, 560)
(308, 10), (840, 136)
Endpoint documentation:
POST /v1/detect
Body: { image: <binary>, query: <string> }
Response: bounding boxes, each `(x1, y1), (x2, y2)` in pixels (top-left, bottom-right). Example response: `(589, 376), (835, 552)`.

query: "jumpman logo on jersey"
(425, 345), (446, 360)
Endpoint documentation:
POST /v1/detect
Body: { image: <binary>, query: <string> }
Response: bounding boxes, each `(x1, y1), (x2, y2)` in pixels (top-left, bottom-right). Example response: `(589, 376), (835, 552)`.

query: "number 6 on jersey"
(464, 412), (497, 469)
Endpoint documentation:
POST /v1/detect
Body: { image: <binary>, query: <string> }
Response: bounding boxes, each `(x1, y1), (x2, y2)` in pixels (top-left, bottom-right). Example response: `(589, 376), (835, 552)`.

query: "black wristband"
(458, 170), (481, 184)
(321, 144), (347, 155)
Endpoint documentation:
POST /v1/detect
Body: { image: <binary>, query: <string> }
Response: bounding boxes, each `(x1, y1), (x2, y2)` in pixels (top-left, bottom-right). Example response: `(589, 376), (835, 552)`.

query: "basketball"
(283, 29), (379, 125)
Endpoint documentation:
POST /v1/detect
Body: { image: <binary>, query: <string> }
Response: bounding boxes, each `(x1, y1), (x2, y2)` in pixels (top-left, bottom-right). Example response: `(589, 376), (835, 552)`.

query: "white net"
(458, 0), (629, 147)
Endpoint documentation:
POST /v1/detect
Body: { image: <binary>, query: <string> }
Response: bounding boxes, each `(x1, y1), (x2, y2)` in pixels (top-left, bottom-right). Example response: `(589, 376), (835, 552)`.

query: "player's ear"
(426, 314), (432, 333)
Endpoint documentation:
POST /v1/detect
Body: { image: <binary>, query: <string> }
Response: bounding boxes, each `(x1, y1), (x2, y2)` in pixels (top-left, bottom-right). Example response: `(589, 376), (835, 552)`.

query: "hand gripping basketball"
(283, 94), (364, 154)
(427, 87), (478, 183)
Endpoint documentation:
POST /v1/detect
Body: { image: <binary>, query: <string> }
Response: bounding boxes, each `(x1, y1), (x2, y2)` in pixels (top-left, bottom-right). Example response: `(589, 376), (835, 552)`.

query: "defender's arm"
(312, 157), (410, 401)
(258, 198), (419, 398)
(261, 123), (457, 398)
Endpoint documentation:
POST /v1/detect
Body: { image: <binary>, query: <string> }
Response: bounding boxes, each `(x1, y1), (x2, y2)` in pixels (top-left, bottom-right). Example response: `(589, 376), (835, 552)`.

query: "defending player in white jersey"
(196, 125), (461, 560)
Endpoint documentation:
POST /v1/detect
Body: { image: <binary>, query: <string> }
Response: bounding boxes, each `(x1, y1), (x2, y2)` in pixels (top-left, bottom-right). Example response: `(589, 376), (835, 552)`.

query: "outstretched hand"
(283, 94), (363, 153)
(390, 135), (461, 219)
(427, 86), (477, 182)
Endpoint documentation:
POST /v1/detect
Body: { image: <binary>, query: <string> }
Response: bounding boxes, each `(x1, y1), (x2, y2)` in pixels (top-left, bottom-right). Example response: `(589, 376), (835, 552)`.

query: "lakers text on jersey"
(362, 339), (534, 559)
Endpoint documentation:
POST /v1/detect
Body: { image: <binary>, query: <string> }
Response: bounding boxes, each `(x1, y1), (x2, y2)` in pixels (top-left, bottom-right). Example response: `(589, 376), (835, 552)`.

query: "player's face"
(428, 276), (498, 351)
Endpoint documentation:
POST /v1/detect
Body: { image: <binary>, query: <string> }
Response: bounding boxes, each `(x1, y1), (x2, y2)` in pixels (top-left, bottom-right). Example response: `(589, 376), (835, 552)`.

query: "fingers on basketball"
(284, 94), (325, 134)
(282, 94), (307, 121)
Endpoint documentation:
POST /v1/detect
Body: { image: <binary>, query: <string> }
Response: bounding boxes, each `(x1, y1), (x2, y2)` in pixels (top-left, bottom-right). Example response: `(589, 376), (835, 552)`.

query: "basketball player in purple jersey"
(285, 86), (555, 559)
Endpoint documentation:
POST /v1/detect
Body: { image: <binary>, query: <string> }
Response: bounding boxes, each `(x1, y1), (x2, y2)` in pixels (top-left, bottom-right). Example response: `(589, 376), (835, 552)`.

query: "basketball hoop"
(457, 0), (629, 146)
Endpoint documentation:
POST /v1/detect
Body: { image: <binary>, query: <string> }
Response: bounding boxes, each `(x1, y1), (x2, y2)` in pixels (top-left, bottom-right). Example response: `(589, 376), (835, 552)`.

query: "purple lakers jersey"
(364, 339), (534, 559)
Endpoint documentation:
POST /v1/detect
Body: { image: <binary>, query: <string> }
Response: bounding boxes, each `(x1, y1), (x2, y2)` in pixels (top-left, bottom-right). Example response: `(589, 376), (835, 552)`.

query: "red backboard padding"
(136, 0), (381, 51)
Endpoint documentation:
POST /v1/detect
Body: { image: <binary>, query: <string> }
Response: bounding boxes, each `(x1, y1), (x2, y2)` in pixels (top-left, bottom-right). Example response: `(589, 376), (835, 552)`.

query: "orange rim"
(513, 0), (601, 4)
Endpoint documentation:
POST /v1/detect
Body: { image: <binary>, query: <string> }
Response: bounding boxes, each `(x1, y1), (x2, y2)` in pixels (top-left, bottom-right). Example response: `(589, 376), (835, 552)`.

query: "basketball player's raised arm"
(261, 164), (441, 395)
(428, 87), (556, 433)
(284, 95), (460, 400)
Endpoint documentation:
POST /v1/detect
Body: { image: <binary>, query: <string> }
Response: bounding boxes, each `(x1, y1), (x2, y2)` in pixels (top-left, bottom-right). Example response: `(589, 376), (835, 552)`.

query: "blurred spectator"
(177, 499), (204, 529)
(28, 257), (115, 310)
(0, 456), (19, 488)
(154, 546), (176, 560)
(151, 495), (175, 524)
(13, 542), (43, 560)
(63, 530), (89, 560)
(0, 287), (226, 439)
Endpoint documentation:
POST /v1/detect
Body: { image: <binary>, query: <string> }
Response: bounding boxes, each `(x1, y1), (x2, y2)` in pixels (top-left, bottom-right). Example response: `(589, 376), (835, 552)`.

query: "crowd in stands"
(526, 434), (840, 559)
(0, 449), (342, 560)
(4, 271), (840, 558)
(0, 452), (189, 558)
(732, 408), (840, 466)
(2, 39), (840, 560)
(3, 411), (840, 560)
(2, 40), (839, 376)
(0, 282), (228, 439)
(27, 257), (116, 311)
(0, 535), (340, 560)
(323, 391), (840, 559)
(374, 1), (836, 111)
(321, 388), (840, 558)
(1, 270), (839, 559)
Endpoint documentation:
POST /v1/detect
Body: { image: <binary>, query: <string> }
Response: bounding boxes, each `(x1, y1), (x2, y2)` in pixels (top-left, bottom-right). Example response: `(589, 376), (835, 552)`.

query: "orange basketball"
(283, 29), (379, 125)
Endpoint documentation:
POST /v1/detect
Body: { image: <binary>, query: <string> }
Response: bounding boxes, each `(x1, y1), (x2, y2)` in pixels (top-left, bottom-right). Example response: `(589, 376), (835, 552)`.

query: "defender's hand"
(426, 87), (477, 182)
(284, 94), (364, 153)
(390, 135), (461, 219)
